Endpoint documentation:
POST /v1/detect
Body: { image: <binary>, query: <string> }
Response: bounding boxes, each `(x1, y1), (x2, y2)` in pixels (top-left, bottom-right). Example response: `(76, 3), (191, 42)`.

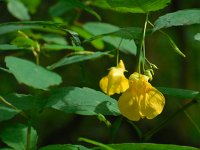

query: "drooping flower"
(118, 72), (165, 121)
(99, 60), (129, 96)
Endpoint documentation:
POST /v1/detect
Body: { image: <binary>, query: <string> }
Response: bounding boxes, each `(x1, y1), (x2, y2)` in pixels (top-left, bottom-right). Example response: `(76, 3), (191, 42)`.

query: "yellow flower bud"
(99, 60), (129, 96)
(118, 72), (165, 121)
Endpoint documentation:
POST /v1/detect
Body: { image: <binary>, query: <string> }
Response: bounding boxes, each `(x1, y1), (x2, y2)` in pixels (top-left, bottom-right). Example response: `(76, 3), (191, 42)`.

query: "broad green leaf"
(92, 0), (171, 13)
(93, 143), (199, 150)
(49, 0), (101, 20)
(39, 144), (90, 150)
(0, 124), (37, 150)
(194, 33), (200, 41)
(154, 9), (200, 31)
(83, 22), (137, 55)
(5, 56), (62, 90)
(0, 44), (23, 51)
(43, 44), (84, 51)
(0, 105), (20, 122)
(47, 51), (110, 70)
(0, 148), (15, 150)
(42, 34), (67, 45)
(7, 0), (30, 20)
(157, 87), (199, 99)
(47, 87), (120, 116)
(71, 26), (104, 50)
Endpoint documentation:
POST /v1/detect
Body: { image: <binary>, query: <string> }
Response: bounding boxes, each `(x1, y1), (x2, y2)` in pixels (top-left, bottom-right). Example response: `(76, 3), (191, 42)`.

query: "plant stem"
(116, 38), (123, 66)
(26, 120), (32, 150)
(0, 96), (28, 119)
(142, 99), (198, 142)
(138, 13), (149, 74)
(79, 137), (115, 150)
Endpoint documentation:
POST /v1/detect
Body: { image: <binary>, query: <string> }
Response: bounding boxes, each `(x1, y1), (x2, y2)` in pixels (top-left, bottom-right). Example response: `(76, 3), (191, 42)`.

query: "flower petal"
(139, 87), (165, 119)
(118, 89), (141, 121)
(99, 76), (108, 94)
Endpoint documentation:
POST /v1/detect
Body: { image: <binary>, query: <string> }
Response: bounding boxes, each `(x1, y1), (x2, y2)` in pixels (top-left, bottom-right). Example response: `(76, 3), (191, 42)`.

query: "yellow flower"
(99, 60), (129, 96)
(118, 72), (165, 121)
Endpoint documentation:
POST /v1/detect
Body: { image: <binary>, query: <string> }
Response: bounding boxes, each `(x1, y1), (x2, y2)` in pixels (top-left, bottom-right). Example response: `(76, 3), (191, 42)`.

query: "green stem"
(138, 13), (149, 74)
(26, 120), (32, 150)
(116, 38), (123, 66)
(142, 99), (198, 142)
(128, 120), (143, 141)
(79, 137), (115, 150)
(0, 96), (28, 119)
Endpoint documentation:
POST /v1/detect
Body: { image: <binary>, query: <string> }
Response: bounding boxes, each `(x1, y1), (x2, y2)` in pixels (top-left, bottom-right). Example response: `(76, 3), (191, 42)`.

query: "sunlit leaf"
(154, 9), (200, 31)
(83, 22), (137, 55)
(0, 124), (37, 150)
(47, 87), (120, 116)
(157, 87), (199, 99)
(0, 44), (24, 51)
(39, 144), (91, 150)
(194, 33), (200, 41)
(43, 44), (84, 51)
(47, 51), (110, 70)
(93, 143), (199, 150)
(7, 0), (30, 20)
(20, 0), (41, 14)
(92, 0), (171, 13)
(5, 56), (62, 90)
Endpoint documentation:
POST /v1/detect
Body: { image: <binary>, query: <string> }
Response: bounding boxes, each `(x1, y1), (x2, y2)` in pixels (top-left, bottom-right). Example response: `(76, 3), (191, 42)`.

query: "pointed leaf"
(5, 56), (62, 90)
(0, 124), (37, 150)
(47, 51), (110, 70)
(47, 87), (120, 116)
(154, 9), (200, 31)
(157, 87), (199, 99)
(101, 143), (199, 150)
(0, 105), (20, 122)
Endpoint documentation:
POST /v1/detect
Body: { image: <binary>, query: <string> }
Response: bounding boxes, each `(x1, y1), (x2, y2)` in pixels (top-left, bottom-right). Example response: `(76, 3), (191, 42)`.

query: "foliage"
(0, 0), (200, 150)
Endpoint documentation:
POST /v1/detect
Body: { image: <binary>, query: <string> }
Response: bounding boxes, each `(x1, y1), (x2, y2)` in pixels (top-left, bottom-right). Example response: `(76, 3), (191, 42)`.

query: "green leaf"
(93, 143), (199, 150)
(5, 56), (62, 90)
(49, 0), (101, 20)
(157, 87), (199, 99)
(7, 0), (30, 20)
(71, 26), (104, 50)
(47, 87), (120, 116)
(0, 44), (23, 51)
(194, 33), (200, 41)
(93, 0), (171, 13)
(42, 34), (67, 45)
(0, 124), (37, 150)
(47, 51), (110, 70)
(20, 0), (41, 14)
(39, 144), (90, 150)
(0, 21), (62, 35)
(154, 9), (200, 31)
(83, 22), (137, 55)
(2, 93), (47, 111)
(0, 148), (15, 150)
(43, 44), (84, 51)
(11, 37), (37, 49)
(0, 105), (20, 122)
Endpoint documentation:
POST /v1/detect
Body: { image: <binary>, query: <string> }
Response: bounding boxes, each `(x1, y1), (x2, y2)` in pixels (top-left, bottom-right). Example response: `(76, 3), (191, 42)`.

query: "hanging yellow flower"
(118, 72), (165, 121)
(99, 60), (129, 96)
